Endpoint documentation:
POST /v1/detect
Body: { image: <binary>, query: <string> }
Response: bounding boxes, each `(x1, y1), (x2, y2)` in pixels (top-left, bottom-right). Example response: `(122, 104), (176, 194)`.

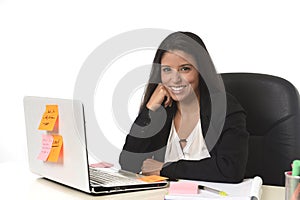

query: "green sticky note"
(292, 160), (300, 176)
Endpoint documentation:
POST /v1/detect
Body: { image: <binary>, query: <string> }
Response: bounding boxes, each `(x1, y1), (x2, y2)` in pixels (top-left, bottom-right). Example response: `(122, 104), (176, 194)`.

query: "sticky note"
(37, 134), (54, 161)
(90, 162), (114, 168)
(139, 175), (168, 182)
(38, 105), (58, 131)
(47, 134), (63, 162)
(168, 182), (199, 195)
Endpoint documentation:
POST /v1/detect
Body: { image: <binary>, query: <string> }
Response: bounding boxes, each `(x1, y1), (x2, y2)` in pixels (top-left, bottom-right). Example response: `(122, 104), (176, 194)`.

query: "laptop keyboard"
(89, 167), (146, 187)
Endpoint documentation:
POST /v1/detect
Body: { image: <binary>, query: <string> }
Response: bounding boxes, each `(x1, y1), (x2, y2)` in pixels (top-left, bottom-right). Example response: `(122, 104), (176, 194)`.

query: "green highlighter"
(292, 160), (300, 176)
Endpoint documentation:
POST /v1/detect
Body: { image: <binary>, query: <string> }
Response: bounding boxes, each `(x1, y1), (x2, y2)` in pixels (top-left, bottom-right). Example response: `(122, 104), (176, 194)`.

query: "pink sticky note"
(90, 162), (114, 168)
(37, 134), (54, 161)
(168, 182), (199, 195)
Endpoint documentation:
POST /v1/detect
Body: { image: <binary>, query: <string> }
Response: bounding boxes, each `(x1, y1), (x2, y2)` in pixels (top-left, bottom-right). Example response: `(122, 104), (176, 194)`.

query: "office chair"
(221, 73), (300, 186)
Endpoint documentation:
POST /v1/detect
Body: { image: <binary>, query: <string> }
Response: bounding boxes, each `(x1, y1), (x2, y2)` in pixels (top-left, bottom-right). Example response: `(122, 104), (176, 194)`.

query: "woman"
(119, 31), (249, 183)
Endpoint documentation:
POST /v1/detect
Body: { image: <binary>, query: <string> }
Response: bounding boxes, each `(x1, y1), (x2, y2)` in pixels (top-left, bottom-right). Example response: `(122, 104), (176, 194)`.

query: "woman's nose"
(171, 71), (182, 83)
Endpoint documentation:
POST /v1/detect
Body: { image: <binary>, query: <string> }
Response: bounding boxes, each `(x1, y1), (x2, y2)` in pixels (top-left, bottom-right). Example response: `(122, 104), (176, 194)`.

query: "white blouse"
(164, 119), (211, 163)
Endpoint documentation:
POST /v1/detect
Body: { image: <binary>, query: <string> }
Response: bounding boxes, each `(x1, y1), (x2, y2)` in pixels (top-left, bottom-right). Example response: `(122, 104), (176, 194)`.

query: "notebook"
(23, 96), (168, 194)
(164, 176), (263, 200)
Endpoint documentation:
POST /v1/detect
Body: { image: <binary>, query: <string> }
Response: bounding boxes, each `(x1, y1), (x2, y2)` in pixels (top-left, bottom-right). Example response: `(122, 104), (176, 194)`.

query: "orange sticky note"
(47, 134), (63, 162)
(37, 134), (54, 161)
(139, 175), (168, 182)
(38, 105), (58, 131)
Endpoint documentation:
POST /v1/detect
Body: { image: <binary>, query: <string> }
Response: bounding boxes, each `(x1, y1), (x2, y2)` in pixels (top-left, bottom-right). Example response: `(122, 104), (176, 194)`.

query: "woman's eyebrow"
(161, 63), (193, 67)
(160, 63), (194, 69)
(179, 63), (194, 67)
(161, 64), (171, 68)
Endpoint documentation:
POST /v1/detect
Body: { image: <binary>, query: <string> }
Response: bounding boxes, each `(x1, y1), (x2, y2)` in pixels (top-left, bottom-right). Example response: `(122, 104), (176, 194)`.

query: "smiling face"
(161, 50), (200, 102)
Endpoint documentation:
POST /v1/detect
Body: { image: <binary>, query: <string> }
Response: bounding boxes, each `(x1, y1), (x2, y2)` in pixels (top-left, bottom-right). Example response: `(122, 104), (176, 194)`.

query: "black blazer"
(119, 93), (249, 183)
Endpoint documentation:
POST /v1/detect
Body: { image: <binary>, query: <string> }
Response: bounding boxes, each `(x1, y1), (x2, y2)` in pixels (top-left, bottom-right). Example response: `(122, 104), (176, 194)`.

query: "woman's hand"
(141, 158), (164, 176)
(146, 83), (172, 111)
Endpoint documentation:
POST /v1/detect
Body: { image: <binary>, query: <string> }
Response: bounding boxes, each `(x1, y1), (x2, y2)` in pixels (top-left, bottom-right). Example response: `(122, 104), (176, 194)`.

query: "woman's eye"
(180, 66), (191, 72)
(162, 67), (171, 72)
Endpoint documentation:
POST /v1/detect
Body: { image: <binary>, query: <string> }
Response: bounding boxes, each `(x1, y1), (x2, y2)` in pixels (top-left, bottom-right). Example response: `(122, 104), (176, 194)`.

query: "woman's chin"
(170, 91), (198, 103)
(170, 93), (186, 102)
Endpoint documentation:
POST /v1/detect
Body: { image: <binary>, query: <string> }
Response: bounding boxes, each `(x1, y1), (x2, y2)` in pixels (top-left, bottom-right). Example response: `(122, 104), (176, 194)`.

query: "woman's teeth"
(169, 85), (186, 92)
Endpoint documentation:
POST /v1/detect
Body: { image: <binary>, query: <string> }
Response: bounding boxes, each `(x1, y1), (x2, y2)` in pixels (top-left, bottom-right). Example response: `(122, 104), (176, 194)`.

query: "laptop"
(23, 96), (168, 194)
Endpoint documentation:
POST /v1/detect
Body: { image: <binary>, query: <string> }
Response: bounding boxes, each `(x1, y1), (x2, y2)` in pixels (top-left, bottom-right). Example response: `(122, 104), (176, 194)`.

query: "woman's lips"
(167, 85), (187, 94)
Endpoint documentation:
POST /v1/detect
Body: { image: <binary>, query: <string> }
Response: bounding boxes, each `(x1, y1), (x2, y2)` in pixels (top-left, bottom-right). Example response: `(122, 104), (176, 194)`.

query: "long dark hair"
(139, 31), (223, 113)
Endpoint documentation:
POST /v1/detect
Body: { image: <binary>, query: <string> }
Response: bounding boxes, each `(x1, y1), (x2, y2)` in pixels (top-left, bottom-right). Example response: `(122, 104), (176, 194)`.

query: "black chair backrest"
(221, 73), (300, 186)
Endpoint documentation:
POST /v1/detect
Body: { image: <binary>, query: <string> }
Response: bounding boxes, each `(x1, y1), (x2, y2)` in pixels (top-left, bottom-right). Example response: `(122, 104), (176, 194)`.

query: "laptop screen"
(23, 96), (91, 193)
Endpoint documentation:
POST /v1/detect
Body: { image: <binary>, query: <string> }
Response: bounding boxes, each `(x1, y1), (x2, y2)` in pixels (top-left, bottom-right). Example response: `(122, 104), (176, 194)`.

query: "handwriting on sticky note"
(168, 182), (199, 195)
(139, 175), (168, 182)
(47, 135), (63, 162)
(38, 105), (58, 131)
(37, 134), (54, 161)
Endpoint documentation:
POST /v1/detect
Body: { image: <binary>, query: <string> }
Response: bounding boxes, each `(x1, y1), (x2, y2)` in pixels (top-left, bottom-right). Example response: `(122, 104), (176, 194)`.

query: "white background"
(1, 0), (300, 164)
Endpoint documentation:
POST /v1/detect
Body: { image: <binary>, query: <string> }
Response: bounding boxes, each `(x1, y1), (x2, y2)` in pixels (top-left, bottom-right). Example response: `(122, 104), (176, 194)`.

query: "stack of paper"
(165, 176), (263, 200)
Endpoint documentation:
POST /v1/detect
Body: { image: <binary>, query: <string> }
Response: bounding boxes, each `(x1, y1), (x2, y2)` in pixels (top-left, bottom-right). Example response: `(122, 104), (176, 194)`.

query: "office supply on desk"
(165, 176), (262, 200)
(285, 171), (300, 200)
(23, 96), (168, 195)
(139, 175), (169, 182)
(292, 160), (300, 176)
(168, 182), (199, 195)
(198, 185), (227, 196)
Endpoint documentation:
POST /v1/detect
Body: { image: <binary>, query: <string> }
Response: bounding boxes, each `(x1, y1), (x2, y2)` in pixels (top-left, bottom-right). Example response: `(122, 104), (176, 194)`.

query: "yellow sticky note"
(38, 105), (58, 131)
(139, 175), (168, 182)
(47, 134), (63, 162)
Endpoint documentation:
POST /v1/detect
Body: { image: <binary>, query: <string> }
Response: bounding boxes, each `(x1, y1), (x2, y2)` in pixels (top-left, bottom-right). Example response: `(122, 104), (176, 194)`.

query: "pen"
(139, 155), (155, 175)
(198, 185), (228, 196)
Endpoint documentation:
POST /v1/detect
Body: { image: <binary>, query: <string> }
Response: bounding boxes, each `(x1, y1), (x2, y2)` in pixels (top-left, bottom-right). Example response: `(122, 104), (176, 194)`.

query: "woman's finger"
(160, 85), (172, 107)
(146, 83), (172, 111)
(164, 92), (172, 107)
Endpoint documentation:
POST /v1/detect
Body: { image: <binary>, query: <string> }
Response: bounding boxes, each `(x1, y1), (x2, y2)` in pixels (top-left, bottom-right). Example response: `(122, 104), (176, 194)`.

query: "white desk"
(0, 161), (285, 200)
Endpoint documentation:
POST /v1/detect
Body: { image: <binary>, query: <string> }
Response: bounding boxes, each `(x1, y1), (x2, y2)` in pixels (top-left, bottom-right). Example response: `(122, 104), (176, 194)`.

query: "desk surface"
(0, 161), (285, 200)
